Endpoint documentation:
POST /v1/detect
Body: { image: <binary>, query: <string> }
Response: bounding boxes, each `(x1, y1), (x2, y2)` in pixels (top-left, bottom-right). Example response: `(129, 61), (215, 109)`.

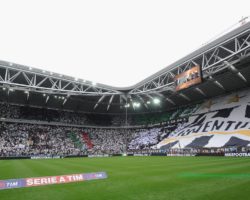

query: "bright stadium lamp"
(124, 103), (130, 108)
(133, 102), (141, 108)
(153, 98), (160, 104)
(147, 101), (151, 104)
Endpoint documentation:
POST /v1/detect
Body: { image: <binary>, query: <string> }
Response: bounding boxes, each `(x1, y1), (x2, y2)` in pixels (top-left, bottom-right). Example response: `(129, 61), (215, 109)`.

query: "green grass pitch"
(0, 156), (250, 200)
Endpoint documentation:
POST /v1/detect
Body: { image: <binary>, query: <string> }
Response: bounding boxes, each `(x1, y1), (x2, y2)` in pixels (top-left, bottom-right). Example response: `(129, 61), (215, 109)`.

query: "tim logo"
(96, 174), (104, 178)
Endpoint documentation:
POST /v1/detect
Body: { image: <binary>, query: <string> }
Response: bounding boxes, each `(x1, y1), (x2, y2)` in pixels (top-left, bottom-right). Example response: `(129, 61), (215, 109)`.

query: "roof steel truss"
(129, 28), (250, 95)
(0, 65), (121, 96)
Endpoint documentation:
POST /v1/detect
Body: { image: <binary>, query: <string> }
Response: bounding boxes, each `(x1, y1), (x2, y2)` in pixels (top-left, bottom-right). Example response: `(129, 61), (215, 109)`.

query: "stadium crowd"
(0, 102), (190, 126)
(0, 102), (189, 157)
(0, 123), (82, 157)
(0, 103), (88, 125)
(0, 122), (170, 157)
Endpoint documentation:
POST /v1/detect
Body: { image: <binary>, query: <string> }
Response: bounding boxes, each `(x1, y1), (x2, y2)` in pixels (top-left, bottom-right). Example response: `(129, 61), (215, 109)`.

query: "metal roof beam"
(107, 95), (114, 111)
(195, 87), (207, 97)
(94, 95), (106, 110)
(166, 97), (176, 105)
(129, 28), (250, 94)
(179, 93), (191, 101)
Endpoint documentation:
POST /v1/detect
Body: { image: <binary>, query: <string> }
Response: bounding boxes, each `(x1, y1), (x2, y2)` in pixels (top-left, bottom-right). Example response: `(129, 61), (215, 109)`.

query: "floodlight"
(133, 102), (141, 108)
(153, 98), (160, 104)
(124, 103), (130, 108)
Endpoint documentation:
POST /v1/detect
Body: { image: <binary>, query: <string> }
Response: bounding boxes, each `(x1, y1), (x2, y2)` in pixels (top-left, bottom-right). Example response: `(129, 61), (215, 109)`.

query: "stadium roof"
(1, 21), (250, 114)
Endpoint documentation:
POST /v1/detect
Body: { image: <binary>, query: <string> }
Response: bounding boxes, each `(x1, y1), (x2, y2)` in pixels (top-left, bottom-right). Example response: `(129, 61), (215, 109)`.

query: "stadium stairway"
(82, 132), (93, 149)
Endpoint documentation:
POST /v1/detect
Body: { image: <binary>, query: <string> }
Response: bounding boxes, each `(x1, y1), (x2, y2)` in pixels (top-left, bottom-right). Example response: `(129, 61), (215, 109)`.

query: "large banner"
(0, 172), (107, 190)
(175, 65), (202, 91)
(157, 90), (250, 149)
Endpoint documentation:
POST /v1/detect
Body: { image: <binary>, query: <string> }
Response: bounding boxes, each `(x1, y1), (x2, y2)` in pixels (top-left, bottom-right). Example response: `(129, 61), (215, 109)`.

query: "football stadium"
(1, 2), (250, 200)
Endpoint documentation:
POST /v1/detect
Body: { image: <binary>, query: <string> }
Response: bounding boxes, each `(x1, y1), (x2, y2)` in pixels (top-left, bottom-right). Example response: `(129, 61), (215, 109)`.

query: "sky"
(0, 0), (249, 87)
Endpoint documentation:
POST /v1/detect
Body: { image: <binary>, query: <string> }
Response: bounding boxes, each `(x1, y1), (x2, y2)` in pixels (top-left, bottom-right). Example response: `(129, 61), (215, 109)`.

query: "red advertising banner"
(175, 65), (202, 91)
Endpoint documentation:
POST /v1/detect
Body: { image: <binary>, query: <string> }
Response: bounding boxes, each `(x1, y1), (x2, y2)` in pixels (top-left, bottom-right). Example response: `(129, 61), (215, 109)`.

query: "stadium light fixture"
(92, 82), (97, 86)
(3, 87), (6, 91)
(153, 98), (160, 104)
(29, 67), (32, 70)
(24, 91), (29, 94)
(124, 103), (130, 108)
(9, 88), (14, 92)
(133, 102), (141, 108)
(147, 101), (151, 104)
(43, 93), (46, 97)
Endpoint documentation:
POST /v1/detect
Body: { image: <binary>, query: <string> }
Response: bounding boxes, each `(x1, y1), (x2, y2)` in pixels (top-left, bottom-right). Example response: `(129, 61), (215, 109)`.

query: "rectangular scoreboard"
(174, 65), (202, 91)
